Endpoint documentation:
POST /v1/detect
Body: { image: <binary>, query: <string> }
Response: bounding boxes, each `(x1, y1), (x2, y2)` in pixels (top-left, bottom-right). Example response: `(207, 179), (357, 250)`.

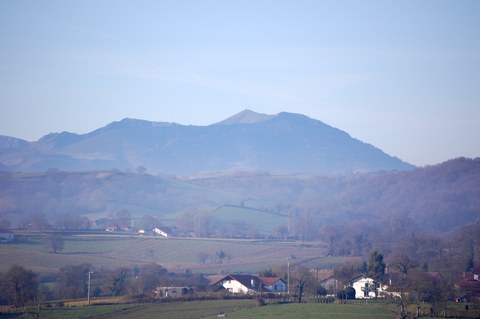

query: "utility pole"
(87, 271), (93, 306)
(287, 258), (290, 298)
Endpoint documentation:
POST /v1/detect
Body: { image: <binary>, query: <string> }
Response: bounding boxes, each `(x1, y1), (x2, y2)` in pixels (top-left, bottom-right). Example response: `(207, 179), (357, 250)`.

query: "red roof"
(260, 277), (285, 286)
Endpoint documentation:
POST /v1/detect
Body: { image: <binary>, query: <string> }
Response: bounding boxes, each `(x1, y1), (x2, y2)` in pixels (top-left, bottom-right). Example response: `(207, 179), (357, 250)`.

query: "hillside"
(0, 110), (413, 175)
(0, 158), (477, 241)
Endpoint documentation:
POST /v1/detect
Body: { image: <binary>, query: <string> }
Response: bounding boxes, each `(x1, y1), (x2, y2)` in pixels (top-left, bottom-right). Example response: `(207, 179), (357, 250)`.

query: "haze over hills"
(0, 110), (413, 175)
(0, 158), (478, 244)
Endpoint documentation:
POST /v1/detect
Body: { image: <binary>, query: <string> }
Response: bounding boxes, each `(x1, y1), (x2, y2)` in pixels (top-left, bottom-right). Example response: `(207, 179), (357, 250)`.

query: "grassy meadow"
(207, 303), (398, 319)
(209, 205), (288, 235)
(0, 231), (342, 274)
(5, 301), (402, 319)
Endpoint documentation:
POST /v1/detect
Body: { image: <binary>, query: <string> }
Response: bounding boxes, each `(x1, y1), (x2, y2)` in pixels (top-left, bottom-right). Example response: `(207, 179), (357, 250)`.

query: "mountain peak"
(0, 110), (415, 174)
(213, 109), (273, 125)
(0, 136), (28, 150)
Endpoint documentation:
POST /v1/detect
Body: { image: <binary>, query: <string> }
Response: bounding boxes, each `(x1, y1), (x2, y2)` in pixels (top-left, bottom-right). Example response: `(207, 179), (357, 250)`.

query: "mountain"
(0, 136), (28, 151)
(0, 110), (414, 174)
(214, 109), (274, 125)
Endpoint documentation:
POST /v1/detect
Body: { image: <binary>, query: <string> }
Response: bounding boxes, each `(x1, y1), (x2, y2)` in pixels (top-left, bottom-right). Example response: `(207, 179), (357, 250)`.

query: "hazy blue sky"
(1, 0), (479, 166)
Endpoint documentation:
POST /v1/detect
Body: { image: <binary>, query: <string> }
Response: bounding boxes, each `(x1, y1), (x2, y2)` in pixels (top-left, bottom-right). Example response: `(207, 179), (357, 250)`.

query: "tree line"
(0, 262), (209, 309)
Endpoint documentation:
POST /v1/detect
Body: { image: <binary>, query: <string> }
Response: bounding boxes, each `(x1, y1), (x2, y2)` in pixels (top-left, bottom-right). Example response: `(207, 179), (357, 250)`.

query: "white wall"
(221, 279), (249, 294)
(351, 277), (386, 299)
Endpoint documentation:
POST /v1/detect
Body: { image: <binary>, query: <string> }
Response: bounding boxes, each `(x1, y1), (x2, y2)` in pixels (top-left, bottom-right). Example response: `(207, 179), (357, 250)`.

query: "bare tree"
(216, 250), (227, 264)
(194, 213), (213, 237)
(46, 234), (64, 254)
(292, 266), (314, 303)
(2, 265), (38, 308)
(105, 267), (131, 297)
(389, 254), (416, 276)
(275, 224), (289, 240)
(28, 212), (51, 230)
(177, 211), (194, 236)
(129, 262), (166, 295)
(56, 214), (90, 230)
(197, 251), (209, 264)
(387, 254), (417, 318)
(0, 218), (11, 230)
(55, 264), (92, 299)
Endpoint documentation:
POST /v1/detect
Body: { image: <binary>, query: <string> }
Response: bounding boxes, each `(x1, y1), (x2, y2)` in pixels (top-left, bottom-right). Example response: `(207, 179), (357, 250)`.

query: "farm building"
(349, 275), (388, 299)
(211, 274), (288, 294)
(455, 262), (480, 302)
(0, 231), (14, 243)
(260, 277), (288, 293)
(152, 286), (194, 299)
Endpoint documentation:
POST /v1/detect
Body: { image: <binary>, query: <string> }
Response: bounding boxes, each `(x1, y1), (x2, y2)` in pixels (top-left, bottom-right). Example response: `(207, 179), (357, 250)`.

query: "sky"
(0, 0), (479, 166)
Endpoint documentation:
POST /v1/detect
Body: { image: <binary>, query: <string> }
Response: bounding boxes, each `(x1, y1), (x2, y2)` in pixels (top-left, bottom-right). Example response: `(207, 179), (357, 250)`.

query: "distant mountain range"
(0, 110), (414, 174)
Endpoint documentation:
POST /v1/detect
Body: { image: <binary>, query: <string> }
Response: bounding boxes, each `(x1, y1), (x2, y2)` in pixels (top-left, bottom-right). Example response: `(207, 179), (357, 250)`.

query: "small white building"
(153, 228), (168, 237)
(349, 275), (387, 299)
(152, 286), (194, 298)
(212, 274), (263, 294)
(0, 231), (14, 243)
(212, 274), (288, 294)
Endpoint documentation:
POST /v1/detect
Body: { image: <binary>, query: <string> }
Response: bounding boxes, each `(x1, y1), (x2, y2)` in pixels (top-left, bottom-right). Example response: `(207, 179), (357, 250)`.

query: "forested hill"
(0, 110), (413, 174)
(0, 158), (478, 240)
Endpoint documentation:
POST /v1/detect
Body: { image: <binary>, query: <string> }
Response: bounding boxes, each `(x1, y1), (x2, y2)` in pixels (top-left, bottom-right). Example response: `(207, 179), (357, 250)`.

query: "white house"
(349, 275), (387, 299)
(153, 227), (168, 237)
(213, 274), (262, 294)
(212, 274), (288, 294)
(0, 231), (14, 243)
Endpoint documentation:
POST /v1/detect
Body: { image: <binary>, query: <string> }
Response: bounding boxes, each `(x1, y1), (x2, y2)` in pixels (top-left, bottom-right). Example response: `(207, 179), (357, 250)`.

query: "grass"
(205, 303), (398, 319)
(209, 205), (288, 235)
(33, 301), (398, 319)
(1, 232), (336, 274)
(1, 300), (467, 319)
(87, 299), (256, 319)
(0, 304), (138, 319)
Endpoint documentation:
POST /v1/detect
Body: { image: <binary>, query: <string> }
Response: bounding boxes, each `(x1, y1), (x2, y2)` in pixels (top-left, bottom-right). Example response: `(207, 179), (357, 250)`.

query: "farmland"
(0, 231), (339, 274)
(208, 303), (398, 319)
(2, 300), (401, 319)
(94, 301), (399, 319)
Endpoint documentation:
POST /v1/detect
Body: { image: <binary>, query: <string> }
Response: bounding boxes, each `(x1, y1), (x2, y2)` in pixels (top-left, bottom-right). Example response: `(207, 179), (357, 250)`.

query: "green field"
(0, 232), (340, 274)
(12, 304), (138, 319)
(28, 301), (400, 319)
(97, 299), (257, 319)
(5, 300), (470, 319)
(209, 205), (288, 235)
(209, 303), (398, 319)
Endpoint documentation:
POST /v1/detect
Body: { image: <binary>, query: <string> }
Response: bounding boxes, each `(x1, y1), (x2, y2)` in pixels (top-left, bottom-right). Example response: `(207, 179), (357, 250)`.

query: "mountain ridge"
(0, 110), (414, 174)
(213, 109), (274, 125)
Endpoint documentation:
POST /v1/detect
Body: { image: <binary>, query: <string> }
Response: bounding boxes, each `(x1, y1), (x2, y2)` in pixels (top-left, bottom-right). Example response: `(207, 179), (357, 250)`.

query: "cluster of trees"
(331, 252), (458, 318)
(196, 250), (231, 265)
(4, 210), (172, 236)
(0, 265), (47, 319)
(256, 242), (478, 317)
(0, 262), (210, 310)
